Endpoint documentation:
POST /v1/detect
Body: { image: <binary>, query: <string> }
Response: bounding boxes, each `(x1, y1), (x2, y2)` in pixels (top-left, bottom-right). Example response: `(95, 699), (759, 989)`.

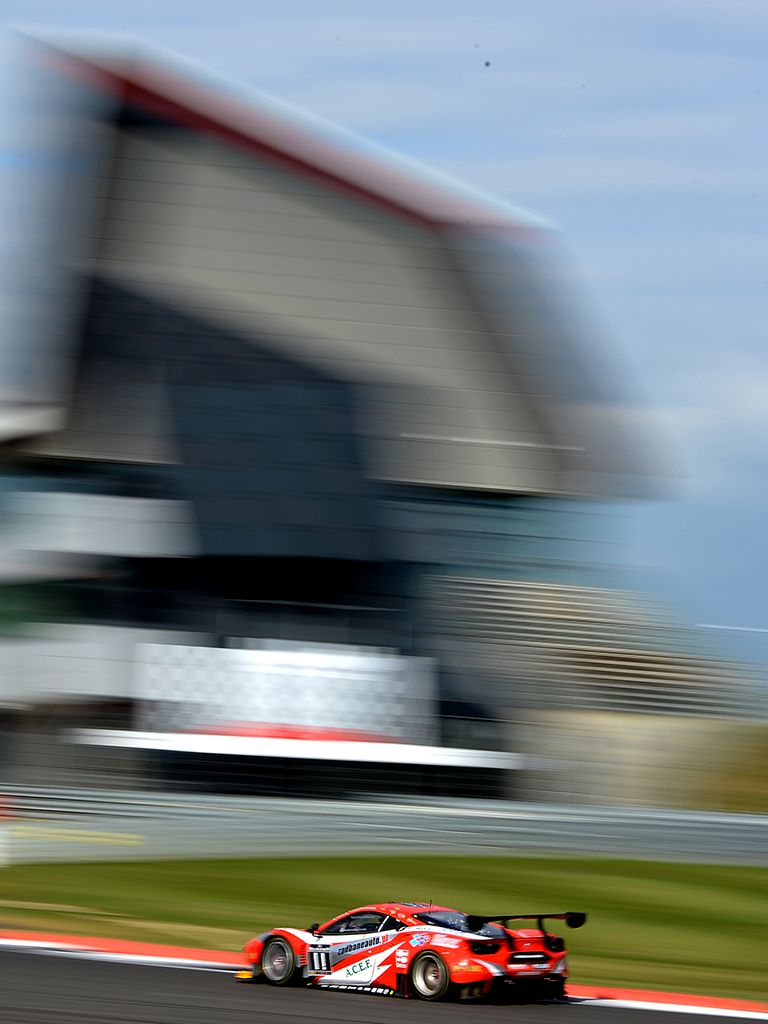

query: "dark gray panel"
(71, 280), (381, 559)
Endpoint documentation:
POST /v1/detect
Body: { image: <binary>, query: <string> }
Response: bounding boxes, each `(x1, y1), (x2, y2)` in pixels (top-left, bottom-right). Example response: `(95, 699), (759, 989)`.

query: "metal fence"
(2, 786), (767, 865)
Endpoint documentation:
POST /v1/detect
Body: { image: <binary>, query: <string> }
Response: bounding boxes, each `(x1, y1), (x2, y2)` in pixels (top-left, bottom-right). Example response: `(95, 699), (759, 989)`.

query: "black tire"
(409, 951), (451, 1001)
(260, 936), (298, 986)
(550, 978), (567, 1002)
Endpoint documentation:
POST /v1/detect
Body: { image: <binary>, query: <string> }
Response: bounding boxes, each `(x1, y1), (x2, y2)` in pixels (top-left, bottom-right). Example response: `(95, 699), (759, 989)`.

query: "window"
(381, 915), (407, 931)
(320, 911), (388, 935)
(414, 911), (505, 937)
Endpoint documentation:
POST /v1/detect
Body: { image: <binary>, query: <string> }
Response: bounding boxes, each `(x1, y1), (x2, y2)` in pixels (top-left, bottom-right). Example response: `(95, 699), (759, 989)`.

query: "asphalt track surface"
(0, 952), (754, 1024)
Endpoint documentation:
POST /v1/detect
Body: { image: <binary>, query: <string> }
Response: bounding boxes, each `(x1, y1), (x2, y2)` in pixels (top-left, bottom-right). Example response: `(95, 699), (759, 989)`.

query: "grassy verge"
(1, 855), (766, 1000)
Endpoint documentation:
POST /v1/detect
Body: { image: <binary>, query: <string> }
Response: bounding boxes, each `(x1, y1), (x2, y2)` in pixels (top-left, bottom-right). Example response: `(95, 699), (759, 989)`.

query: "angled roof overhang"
(0, 35), (665, 499)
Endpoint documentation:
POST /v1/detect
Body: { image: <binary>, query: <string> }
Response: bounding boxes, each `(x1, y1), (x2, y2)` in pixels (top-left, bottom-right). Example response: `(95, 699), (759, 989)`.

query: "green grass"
(1, 855), (766, 1001)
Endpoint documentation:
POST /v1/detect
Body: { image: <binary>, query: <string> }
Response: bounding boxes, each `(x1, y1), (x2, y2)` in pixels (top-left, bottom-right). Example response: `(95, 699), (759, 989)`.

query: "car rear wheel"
(261, 937), (297, 985)
(410, 952), (450, 1001)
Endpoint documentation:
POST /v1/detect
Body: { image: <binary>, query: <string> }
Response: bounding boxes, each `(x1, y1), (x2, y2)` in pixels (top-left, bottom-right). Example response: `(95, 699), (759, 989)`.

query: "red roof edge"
(40, 42), (549, 239)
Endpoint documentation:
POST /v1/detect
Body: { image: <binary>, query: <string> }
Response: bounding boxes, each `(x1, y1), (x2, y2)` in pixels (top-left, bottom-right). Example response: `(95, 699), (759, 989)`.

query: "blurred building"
(0, 39), (758, 803)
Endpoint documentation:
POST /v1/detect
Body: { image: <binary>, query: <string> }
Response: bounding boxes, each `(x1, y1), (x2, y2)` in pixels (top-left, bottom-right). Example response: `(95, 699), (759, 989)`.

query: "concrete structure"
(1, 39), (753, 804)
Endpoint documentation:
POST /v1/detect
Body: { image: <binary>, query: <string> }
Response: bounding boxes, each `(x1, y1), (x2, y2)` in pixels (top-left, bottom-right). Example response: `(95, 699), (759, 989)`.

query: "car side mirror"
(307, 923), (319, 934)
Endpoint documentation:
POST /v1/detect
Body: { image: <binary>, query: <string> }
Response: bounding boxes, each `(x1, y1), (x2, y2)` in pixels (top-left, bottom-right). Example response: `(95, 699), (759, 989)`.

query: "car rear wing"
(467, 911), (587, 932)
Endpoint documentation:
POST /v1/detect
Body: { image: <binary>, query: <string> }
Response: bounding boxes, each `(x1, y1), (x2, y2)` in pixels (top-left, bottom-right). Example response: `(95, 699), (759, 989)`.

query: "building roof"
(0, 36), (661, 499)
(43, 38), (551, 237)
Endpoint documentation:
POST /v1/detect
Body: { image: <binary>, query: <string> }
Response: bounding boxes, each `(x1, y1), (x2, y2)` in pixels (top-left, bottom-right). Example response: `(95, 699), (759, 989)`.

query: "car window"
(380, 915), (406, 931)
(321, 911), (387, 935)
(414, 911), (504, 937)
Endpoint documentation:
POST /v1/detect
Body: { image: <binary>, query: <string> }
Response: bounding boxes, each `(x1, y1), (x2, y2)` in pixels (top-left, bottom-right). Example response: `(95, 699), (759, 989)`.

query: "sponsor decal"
(335, 936), (380, 956)
(326, 941), (402, 987)
(409, 933), (428, 947)
(432, 936), (460, 949)
(322, 983), (395, 995)
(395, 951), (409, 969)
(471, 959), (503, 977)
(345, 958), (372, 978)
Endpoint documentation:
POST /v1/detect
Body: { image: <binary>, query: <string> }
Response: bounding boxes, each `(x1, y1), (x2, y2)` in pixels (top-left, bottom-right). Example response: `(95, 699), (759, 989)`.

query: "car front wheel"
(409, 952), (450, 1001)
(261, 937), (297, 985)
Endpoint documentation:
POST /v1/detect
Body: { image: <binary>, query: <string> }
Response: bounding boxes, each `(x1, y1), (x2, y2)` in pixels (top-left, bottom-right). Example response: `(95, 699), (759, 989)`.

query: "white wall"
(9, 493), (198, 558)
(0, 626), (208, 702)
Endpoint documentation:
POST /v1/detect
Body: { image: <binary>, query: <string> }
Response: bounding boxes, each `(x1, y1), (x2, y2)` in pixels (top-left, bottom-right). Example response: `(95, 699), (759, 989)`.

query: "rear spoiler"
(467, 912), (587, 932)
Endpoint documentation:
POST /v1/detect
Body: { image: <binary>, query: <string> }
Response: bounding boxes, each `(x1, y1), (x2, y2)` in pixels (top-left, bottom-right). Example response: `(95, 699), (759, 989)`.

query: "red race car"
(236, 902), (586, 1002)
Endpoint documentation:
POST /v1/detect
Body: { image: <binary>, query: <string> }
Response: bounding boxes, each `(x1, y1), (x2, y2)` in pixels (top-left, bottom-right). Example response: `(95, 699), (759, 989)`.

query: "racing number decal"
(308, 948), (331, 973)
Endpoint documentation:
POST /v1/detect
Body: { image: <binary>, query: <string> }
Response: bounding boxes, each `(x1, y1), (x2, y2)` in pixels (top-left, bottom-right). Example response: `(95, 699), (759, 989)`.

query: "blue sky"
(2, 1), (767, 654)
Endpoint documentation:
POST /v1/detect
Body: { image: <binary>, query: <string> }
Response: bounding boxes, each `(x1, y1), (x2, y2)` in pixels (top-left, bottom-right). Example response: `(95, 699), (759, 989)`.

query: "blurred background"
(0, 3), (766, 860)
